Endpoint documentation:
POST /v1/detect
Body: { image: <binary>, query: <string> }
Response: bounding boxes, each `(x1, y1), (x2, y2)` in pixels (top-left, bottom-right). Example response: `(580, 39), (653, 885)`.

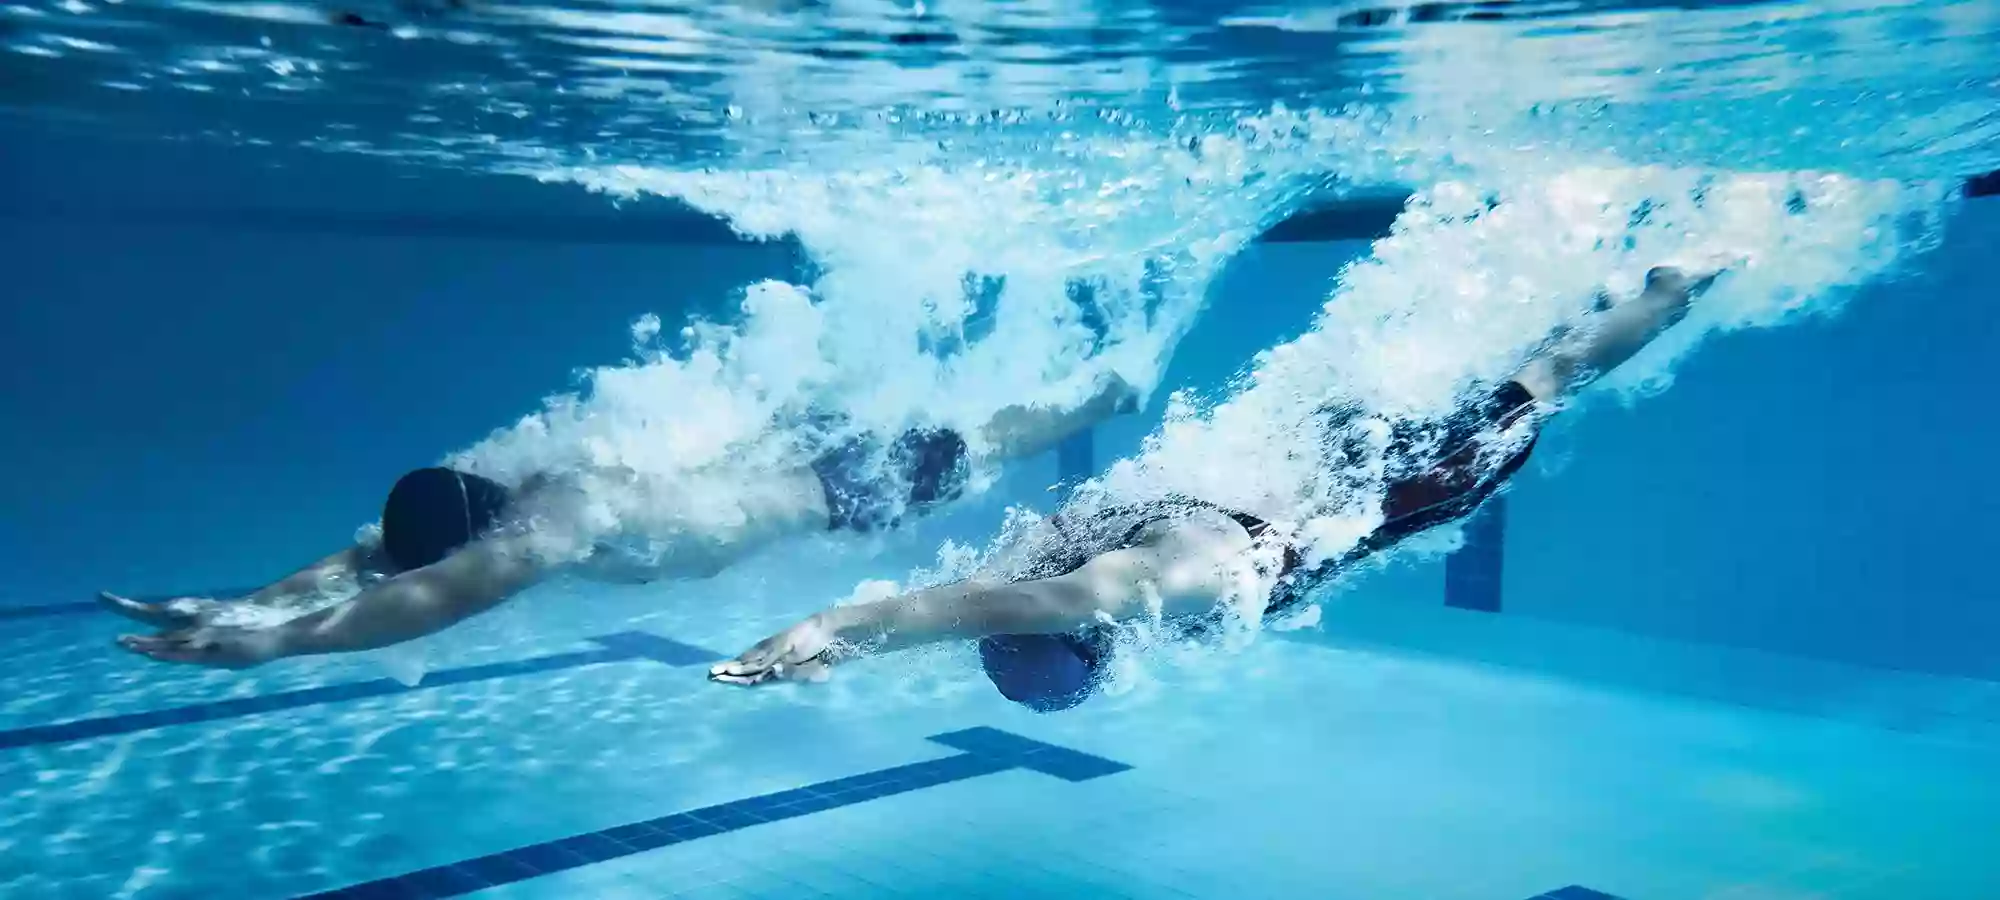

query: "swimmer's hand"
(98, 592), (230, 629)
(709, 614), (844, 686)
(116, 625), (284, 670)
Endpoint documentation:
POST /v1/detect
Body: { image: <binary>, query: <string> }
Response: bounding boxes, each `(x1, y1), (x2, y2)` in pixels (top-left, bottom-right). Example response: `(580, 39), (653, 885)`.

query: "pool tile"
(397, 866), (493, 897)
(453, 854), (541, 887)
(500, 842), (592, 876)
(547, 832), (629, 863)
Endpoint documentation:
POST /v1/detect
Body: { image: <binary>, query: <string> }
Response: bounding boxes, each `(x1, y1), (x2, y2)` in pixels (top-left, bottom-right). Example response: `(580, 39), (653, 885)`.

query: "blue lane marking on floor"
(292, 727), (1130, 899)
(1531, 886), (1627, 900)
(581, 631), (725, 667)
(0, 601), (99, 621)
(1445, 494), (1507, 613)
(1055, 428), (1095, 500)
(0, 632), (720, 751)
(0, 588), (263, 623)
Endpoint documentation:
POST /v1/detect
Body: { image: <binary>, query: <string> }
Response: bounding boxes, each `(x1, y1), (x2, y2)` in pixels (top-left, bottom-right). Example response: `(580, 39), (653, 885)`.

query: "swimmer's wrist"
(820, 602), (905, 650)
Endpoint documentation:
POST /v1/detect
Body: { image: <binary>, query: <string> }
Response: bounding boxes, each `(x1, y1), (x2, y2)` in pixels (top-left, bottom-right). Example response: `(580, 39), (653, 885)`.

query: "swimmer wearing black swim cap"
(104, 377), (1139, 669)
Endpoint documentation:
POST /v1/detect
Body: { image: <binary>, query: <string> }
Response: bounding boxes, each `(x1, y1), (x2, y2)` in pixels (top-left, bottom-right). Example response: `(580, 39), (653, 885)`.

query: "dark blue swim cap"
(977, 631), (1108, 713)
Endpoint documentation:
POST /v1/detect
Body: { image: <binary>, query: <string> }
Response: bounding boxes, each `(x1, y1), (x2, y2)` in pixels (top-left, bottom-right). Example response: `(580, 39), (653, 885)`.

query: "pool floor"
(3, 596), (1994, 900)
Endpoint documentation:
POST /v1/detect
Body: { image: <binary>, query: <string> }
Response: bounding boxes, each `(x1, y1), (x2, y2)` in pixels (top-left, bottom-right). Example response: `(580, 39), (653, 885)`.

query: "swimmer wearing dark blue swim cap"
(712, 265), (1726, 711)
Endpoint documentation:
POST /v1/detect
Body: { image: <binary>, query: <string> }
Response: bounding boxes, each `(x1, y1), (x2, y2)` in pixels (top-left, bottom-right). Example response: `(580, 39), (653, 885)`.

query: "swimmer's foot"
(1106, 372), (1142, 416)
(1644, 260), (1735, 300)
(1084, 371), (1142, 418)
(709, 615), (843, 686)
(98, 592), (227, 629)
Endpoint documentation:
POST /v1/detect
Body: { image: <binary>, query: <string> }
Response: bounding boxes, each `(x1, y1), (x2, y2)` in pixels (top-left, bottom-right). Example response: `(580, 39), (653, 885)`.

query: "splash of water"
(1097, 165), (1951, 594)
(446, 120), (1363, 561)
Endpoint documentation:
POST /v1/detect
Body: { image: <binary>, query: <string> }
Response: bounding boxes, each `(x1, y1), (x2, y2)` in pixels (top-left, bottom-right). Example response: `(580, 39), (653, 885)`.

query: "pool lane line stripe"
(0, 601), (102, 621)
(1530, 887), (1629, 900)
(0, 631), (721, 751)
(291, 727), (1132, 900)
(1, 588), (265, 623)
(1445, 495), (1507, 613)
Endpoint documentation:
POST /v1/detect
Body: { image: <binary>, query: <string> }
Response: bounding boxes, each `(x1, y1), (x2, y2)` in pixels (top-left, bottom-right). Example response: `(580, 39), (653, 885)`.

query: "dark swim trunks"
(1263, 378), (1543, 612)
(979, 380), (1545, 712)
(379, 467), (512, 572)
(810, 428), (972, 532)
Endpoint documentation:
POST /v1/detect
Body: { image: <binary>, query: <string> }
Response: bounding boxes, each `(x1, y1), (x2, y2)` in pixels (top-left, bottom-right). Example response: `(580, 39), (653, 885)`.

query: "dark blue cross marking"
(1529, 887), (1627, 900)
(1445, 495), (1508, 613)
(292, 727), (1131, 899)
(0, 632), (722, 751)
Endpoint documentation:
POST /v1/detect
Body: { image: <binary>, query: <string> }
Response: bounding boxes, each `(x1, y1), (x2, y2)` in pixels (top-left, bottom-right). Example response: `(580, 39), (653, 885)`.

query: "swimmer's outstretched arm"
(98, 543), (392, 628)
(711, 512), (1251, 686)
(116, 536), (546, 669)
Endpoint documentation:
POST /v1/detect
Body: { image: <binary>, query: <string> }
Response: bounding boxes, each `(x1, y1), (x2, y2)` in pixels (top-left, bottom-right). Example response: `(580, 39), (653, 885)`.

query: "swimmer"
(712, 265), (1725, 709)
(104, 376), (1138, 669)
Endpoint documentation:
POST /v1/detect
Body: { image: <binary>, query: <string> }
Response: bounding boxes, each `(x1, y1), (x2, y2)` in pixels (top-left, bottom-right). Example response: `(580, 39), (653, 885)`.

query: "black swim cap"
(977, 631), (1109, 713)
(380, 467), (511, 571)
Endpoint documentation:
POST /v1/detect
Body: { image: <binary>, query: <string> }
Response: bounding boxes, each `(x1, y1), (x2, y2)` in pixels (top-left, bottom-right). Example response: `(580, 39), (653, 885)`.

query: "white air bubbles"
(47, 34), (115, 52)
(631, 312), (664, 346)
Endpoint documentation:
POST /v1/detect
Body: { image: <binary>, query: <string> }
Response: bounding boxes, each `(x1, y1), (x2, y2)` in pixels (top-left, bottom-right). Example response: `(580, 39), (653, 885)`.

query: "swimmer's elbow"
(1005, 576), (1124, 633)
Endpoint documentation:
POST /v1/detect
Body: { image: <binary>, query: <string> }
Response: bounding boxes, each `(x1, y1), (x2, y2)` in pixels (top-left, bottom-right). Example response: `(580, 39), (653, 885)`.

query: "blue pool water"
(5, 1), (2000, 898)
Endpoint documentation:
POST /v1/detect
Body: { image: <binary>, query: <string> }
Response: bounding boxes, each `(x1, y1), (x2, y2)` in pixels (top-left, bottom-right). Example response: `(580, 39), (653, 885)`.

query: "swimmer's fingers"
(707, 648), (808, 686)
(98, 592), (207, 628)
(709, 631), (791, 679)
(117, 630), (211, 665)
(708, 653), (833, 687)
(117, 627), (273, 669)
(709, 632), (839, 687)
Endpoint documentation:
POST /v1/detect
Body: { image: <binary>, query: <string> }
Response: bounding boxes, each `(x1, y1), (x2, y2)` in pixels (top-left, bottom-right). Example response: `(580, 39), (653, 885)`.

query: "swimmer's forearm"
(267, 544), (541, 658)
(265, 581), (463, 658)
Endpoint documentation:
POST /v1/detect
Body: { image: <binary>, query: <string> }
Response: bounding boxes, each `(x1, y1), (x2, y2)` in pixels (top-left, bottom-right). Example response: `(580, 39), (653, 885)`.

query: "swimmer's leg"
(1514, 265), (1724, 401)
(975, 372), (1140, 462)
